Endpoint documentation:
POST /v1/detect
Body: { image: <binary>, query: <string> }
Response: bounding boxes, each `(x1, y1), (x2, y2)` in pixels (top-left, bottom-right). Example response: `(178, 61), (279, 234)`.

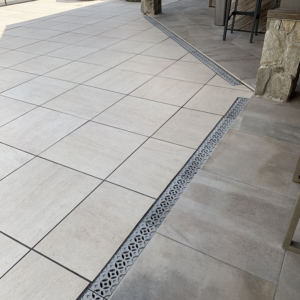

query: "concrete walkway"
(0, 0), (253, 299)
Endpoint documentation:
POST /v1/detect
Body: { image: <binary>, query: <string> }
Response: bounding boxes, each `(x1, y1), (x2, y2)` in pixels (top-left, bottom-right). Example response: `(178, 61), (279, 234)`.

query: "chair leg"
(255, 0), (262, 35)
(223, 0), (232, 41)
(231, 0), (239, 33)
(250, 0), (261, 43)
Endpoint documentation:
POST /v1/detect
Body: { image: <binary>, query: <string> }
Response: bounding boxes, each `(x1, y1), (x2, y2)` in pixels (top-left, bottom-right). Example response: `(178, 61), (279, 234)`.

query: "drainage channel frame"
(144, 15), (243, 86)
(78, 97), (249, 300)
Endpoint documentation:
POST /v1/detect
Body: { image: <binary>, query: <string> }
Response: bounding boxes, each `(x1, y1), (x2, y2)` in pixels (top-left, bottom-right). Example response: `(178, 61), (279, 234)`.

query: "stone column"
(141, 0), (161, 15)
(255, 10), (300, 102)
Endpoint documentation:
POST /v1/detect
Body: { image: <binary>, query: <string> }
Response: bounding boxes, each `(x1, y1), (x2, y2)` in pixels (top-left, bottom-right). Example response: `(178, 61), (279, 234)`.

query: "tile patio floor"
(1, 0), (299, 300)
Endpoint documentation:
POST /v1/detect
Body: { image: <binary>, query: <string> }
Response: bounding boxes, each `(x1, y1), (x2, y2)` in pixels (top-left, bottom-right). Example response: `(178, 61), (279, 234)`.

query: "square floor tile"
(43, 85), (123, 119)
(131, 76), (202, 106)
(142, 43), (188, 60)
(0, 69), (36, 92)
(116, 55), (174, 75)
(41, 122), (147, 179)
(75, 35), (122, 49)
(0, 157), (100, 246)
(122, 21), (153, 31)
(185, 85), (253, 115)
(71, 16), (105, 25)
(109, 233), (276, 300)
(202, 130), (300, 198)
(109, 138), (194, 198)
(47, 44), (99, 60)
(85, 68), (152, 94)
(0, 143), (33, 180)
(11, 55), (70, 75)
(129, 30), (168, 43)
(18, 40), (67, 55)
(153, 108), (221, 148)
(72, 25), (112, 35)
(207, 75), (253, 92)
(49, 16), (80, 23)
(0, 95), (35, 126)
(2, 76), (76, 105)
(0, 251), (88, 300)
(50, 22), (86, 32)
(100, 27), (141, 39)
(106, 39), (156, 54)
(4, 26), (39, 37)
(80, 49), (135, 67)
(0, 233), (29, 277)
(159, 61), (215, 84)
(0, 50), (37, 68)
(48, 32), (91, 44)
(179, 53), (202, 64)
(158, 170), (295, 284)
(94, 96), (178, 136)
(95, 19), (129, 28)
(0, 107), (85, 155)
(36, 182), (154, 280)
(46, 62), (109, 84)
(22, 29), (64, 40)
(0, 36), (38, 49)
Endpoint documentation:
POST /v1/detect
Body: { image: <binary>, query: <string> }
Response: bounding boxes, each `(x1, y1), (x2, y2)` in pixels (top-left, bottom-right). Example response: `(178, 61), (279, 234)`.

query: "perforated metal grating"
(78, 97), (249, 300)
(144, 15), (243, 86)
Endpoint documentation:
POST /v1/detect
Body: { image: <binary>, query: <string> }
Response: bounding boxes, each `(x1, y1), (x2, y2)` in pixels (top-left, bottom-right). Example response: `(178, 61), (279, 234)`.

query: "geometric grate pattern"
(144, 15), (243, 86)
(78, 97), (249, 300)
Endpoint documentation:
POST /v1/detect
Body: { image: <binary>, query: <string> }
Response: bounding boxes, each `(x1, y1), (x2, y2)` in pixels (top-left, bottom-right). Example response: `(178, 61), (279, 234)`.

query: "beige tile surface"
(0, 50), (37, 68)
(41, 122), (147, 179)
(2, 76), (76, 105)
(75, 35), (122, 49)
(185, 85), (253, 115)
(0, 107), (85, 155)
(142, 43), (188, 60)
(106, 39), (156, 54)
(0, 158), (100, 246)
(43, 85), (123, 119)
(100, 27), (141, 39)
(94, 96), (178, 136)
(131, 76), (202, 106)
(36, 182), (154, 280)
(45, 62), (109, 84)
(72, 25), (112, 35)
(18, 40), (67, 55)
(179, 53), (202, 64)
(159, 61), (215, 84)
(0, 95), (35, 126)
(0, 251), (88, 300)
(116, 55), (174, 75)
(0, 233), (29, 277)
(48, 32), (91, 44)
(80, 49), (135, 67)
(11, 55), (71, 75)
(85, 68), (152, 94)
(109, 138), (194, 198)
(154, 108), (221, 148)
(22, 29), (64, 40)
(0, 36), (38, 50)
(0, 143), (33, 180)
(129, 30), (168, 43)
(207, 75), (254, 92)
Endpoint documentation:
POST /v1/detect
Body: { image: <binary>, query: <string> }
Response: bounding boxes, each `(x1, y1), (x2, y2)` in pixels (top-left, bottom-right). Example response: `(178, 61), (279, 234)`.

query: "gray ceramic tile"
(231, 95), (300, 145)
(116, 55), (174, 75)
(94, 96), (178, 136)
(0, 143), (33, 180)
(43, 85), (123, 119)
(185, 85), (253, 115)
(0, 251), (88, 300)
(0, 50), (37, 68)
(48, 32), (91, 44)
(47, 44), (99, 60)
(0, 157), (100, 246)
(17, 40), (67, 55)
(0, 107), (85, 155)
(0, 233), (29, 277)
(106, 39), (156, 54)
(129, 30), (168, 43)
(275, 252), (300, 300)
(207, 75), (253, 92)
(50, 22), (86, 32)
(2, 76), (76, 105)
(109, 138), (194, 198)
(22, 29), (64, 40)
(72, 25), (112, 35)
(142, 43), (188, 60)
(4, 27), (39, 37)
(158, 170), (296, 284)
(0, 36), (38, 50)
(79, 49), (135, 67)
(153, 108), (221, 148)
(202, 129), (300, 198)
(110, 233), (276, 300)
(85, 68), (153, 94)
(36, 182), (154, 280)
(159, 61), (215, 84)
(0, 95), (35, 126)
(0, 69), (36, 93)
(11, 55), (70, 75)
(100, 27), (141, 39)
(41, 122), (146, 179)
(95, 19), (129, 28)
(75, 35), (122, 49)
(45, 62), (109, 84)
(131, 76), (202, 106)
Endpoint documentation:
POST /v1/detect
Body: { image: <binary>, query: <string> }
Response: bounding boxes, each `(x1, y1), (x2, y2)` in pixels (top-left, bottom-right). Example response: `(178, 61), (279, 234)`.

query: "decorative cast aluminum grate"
(78, 97), (249, 300)
(144, 15), (243, 86)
